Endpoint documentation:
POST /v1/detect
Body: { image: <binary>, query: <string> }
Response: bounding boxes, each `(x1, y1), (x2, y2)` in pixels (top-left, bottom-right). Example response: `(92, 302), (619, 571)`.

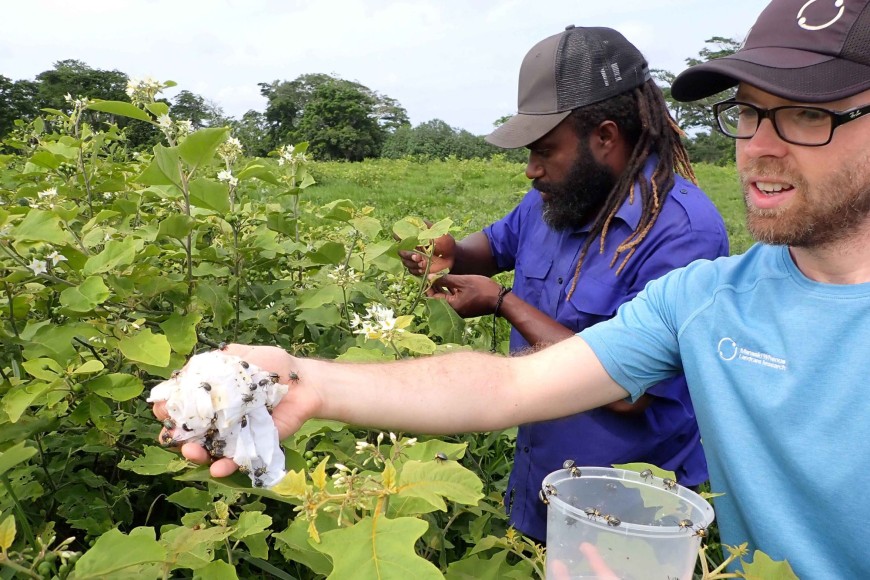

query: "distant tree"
(259, 73), (408, 154)
(0, 75), (39, 137)
(296, 81), (383, 161)
(231, 110), (271, 157)
(381, 118), (506, 160)
(654, 36), (742, 165)
(36, 59), (128, 111)
(170, 90), (229, 129)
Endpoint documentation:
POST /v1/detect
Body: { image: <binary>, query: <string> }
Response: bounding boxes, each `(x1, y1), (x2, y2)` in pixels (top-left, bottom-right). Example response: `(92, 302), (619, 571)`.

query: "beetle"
(289, 370), (300, 383)
(253, 478), (264, 488)
(170, 370), (181, 379)
(584, 507), (602, 519)
(241, 415), (248, 428)
(639, 469), (654, 481)
(678, 518), (694, 531)
(218, 341), (228, 351)
(181, 423), (192, 432)
(604, 514), (621, 527)
(693, 526), (708, 539)
(162, 419), (175, 430)
(242, 393), (255, 404)
(662, 478), (677, 491)
(268, 372), (280, 384)
(240, 361), (250, 370)
(434, 452), (449, 463)
(538, 489), (549, 505)
(253, 466), (267, 477)
(543, 483), (557, 497)
(200, 382), (212, 392)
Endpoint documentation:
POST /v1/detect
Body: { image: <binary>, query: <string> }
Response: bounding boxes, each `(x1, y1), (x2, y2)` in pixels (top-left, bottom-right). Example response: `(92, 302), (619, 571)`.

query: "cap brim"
(485, 110), (571, 149)
(672, 49), (870, 103)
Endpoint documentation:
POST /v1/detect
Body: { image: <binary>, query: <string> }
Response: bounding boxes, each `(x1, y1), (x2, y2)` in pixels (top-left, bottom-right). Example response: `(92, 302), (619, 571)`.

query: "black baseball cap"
(486, 25), (651, 149)
(672, 0), (870, 103)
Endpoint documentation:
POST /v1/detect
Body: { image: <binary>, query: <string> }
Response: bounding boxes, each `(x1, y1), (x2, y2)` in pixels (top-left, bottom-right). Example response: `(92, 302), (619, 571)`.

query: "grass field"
(305, 156), (754, 255)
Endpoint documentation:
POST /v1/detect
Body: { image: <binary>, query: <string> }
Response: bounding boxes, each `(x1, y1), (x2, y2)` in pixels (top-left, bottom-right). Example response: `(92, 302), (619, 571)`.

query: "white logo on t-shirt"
(797, 0), (846, 31)
(718, 338), (788, 371)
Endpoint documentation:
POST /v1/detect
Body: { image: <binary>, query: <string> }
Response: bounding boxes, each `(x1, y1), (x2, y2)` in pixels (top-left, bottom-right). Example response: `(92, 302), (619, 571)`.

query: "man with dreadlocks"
(398, 25), (728, 542)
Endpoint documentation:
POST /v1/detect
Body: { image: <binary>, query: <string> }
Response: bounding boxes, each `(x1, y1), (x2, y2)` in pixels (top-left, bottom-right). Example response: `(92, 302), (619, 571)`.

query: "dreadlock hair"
(565, 78), (696, 300)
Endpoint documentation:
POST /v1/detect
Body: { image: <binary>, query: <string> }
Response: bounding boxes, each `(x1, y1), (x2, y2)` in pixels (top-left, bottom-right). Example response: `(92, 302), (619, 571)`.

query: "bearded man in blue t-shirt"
(398, 26), (728, 542)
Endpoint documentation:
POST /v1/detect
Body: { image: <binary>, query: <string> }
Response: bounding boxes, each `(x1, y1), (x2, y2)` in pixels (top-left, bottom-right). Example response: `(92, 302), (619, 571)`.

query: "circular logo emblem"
(797, 0), (846, 31)
(718, 337), (738, 361)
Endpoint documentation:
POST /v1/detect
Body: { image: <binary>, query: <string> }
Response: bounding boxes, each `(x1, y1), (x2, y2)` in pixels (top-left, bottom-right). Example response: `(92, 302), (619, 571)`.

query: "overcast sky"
(1, 0), (765, 136)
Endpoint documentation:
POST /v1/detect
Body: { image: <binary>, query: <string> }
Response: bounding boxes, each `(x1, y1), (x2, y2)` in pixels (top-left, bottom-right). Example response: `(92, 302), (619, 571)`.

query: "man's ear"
(591, 120), (620, 155)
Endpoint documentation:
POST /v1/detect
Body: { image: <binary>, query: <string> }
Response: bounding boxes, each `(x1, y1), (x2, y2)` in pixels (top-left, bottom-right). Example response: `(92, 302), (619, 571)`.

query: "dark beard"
(535, 145), (617, 231)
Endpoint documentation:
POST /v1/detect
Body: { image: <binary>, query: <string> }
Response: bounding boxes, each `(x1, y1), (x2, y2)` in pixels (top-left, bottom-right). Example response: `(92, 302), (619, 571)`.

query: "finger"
(210, 457), (240, 478)
(579, 542), (619, 580)
(152, 400), (169, 421)
(548, 559), (571, 580)
(181, 441), (211, 464)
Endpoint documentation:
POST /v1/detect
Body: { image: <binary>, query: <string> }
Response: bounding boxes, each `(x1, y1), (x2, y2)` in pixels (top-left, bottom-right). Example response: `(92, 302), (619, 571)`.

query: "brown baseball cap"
(672, 0), (870, 103)
(486, 25), (651, 149)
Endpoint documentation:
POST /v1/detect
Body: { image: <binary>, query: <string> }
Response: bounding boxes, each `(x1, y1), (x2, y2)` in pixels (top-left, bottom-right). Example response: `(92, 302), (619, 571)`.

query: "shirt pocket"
(565, 276), (626, 328)
(516, 257), (553, 298)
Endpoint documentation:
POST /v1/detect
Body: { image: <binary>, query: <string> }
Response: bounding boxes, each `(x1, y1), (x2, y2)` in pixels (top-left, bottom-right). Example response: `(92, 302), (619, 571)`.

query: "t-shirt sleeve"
(580, 267), (686, 401)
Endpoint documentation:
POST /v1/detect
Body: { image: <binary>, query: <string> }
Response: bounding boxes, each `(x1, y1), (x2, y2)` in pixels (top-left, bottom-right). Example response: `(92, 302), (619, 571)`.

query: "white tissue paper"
(147, 350), (288, 488)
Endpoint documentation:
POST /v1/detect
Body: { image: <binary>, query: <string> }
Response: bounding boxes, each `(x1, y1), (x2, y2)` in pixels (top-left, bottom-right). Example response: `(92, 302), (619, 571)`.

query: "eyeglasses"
(713, 99), (870, 146)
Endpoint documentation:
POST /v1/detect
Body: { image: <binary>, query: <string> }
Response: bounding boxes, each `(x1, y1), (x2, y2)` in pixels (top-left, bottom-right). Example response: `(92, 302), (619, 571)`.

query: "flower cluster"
(277, 144), (307, 166)
(156, 114), (193, 143)
(63, 93), (91, 110)
(218, 136), (244, 165)
(217, 169), (239, 188)
(350, 304), (404, 342)
(354, 431), (417, 467)
(26, 249), (67, 277)
(327, 264), (362, 287)
(125, 76), (164, 106)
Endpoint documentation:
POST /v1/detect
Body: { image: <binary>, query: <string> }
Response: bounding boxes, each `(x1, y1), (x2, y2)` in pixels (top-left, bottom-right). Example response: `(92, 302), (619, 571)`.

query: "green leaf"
(195, 283), (233, 330)
(135, 157), (179, 187)
(72, 360), (105, 375)
(308, 241), (346, 265)
(0, 514), (16, 552)
(157, 214), (196, 240)
(392, 217), (425, 241)
(418, 218), (453, 242)
(167, 487), (213, 510)
(162, 525), (233, 570)
(193, 560), (238, 580)
(83, 237), (138, 276)
(145, 102), (169, 117)
(321, 199), (355, 222)
(118, 329), (171, 367)
(335, 347), (394, 362)
(446, 551), (533, 580)
(73, 527), (167, 579)
(12, 209), (74, 244)
(273, 517), (333, 576)
(237, 163), (280, 185)
(318, 517), (442, 580)
(179, 127), (229, 170)
(42, 141), (79, 160)
(426, 299), (466, 343)
(189, 178), (230, 213)
(87, 100), (154, 123)
(59, 276), (111, 312)
(21, 357), (63, 381)
(86, 373), (144, 401)
(297, 285), (344, 310)
(0, 442), (38, 477)
(740, 550), (799, 580)
(394, 332), (437, 355)
(118, 446), (189, 475)
(154, 144), (183, 189)
(159, 312), (201, 355)
(231, 512), (272, 540)
(394, 460), (483, 512)
(2, 382), (52, 422)
(349, 215), (381, 239)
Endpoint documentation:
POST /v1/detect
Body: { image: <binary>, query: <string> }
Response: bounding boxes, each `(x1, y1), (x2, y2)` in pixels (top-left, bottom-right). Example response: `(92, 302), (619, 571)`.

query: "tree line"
(0, 38), (739, 165)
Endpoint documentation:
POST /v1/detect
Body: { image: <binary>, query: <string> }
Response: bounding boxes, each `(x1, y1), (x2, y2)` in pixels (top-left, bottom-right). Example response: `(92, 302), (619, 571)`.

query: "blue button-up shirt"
(483, 158), (729, 541)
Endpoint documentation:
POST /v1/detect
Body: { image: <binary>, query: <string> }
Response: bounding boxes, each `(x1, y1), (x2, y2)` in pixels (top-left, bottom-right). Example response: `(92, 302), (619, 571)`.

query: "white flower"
(103, 192), (112, 200)
(38, 187), (57, 199)
(177, 120), (193, 135)
(157, 114), (173, 129)
(64, 93), (74, 103)
(405, 438), (417, 446)
(217, 170), (239, 187)
(327, 264), (362, 287)
(28, 259), (48, 276)
(218, 136), (244, 163)
(389, 432), (397, 444)
(47, 251), (67, 266)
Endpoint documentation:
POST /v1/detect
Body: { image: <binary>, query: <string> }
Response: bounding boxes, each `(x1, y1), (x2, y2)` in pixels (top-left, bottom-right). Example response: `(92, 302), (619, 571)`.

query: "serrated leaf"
(318, 516), (442, 580)
(87, 100), (154, 123)
(59, 275), (111, 312)
(118, 446), (189, 475)
(64, 527), (167, 579)
(179, 127), (229, 170)
(119, 328), (171, 367)
(0, 515), (15, 552)
(231, 511), (272, 540)
(396, 460), (483, 511)
(86, 373), (144, 401)
(271, 470), (307, 497)
(740, 550), (799, 580)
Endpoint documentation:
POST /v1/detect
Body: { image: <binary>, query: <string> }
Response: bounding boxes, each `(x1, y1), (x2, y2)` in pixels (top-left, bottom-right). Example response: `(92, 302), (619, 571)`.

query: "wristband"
(491, 285), (512, 352)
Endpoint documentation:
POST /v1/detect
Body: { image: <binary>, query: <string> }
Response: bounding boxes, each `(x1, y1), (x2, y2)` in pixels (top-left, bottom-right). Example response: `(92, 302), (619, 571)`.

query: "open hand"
(426, 274), (502, 318)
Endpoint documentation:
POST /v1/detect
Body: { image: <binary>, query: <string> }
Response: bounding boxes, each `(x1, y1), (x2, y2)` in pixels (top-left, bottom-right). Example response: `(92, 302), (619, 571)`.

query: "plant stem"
(0, 554), (41, 578)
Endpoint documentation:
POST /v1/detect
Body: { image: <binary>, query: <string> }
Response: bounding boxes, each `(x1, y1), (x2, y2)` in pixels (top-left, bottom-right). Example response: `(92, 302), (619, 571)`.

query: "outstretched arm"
(156, 338), (629, 476)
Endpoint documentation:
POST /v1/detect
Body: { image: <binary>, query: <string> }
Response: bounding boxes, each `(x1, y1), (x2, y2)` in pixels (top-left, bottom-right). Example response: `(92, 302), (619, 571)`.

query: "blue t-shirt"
(483, 159), (729, 541)
(582, 243), (870, 578)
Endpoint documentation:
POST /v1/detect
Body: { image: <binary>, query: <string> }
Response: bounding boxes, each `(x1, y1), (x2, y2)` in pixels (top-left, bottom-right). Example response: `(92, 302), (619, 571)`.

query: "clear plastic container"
(543, 466), (714, 580)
